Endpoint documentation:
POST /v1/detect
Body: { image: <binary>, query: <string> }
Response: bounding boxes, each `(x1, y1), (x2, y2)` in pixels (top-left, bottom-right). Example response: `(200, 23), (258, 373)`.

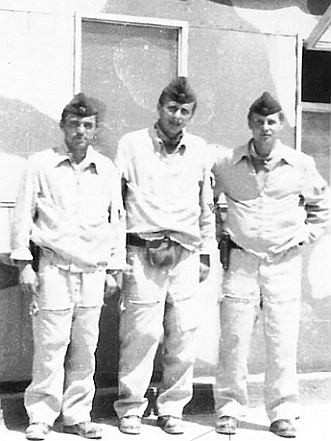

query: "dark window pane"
(302, 48), (331, 103)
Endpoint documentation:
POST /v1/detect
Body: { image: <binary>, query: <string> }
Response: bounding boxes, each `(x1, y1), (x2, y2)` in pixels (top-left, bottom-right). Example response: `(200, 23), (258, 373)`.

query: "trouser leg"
(156, 249), (200, 417)
(24, 308), (72, 426)
(214, 296), (258, 418)
(214, 249), (260, 419)
(156, 297), (199, 418)
(262, 247), (302, 422)
(114, 299), (164, 418)
(62, 305), (102, 425)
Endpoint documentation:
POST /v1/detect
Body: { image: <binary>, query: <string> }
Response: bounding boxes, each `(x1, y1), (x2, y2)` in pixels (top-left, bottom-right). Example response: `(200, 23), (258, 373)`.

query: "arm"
(10, 161), (38, 261)
(198, 151), (217, 282)
(105, 165), (127, 297)
(303, 157), (330, 243)
(10, 160), (39, 293)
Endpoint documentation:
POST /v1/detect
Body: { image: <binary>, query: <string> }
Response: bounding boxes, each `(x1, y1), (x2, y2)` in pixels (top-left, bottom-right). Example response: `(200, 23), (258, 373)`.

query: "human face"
(157, 97), (195, 139)
(61, 114), (97, 163)
(248, 112), (283, 157)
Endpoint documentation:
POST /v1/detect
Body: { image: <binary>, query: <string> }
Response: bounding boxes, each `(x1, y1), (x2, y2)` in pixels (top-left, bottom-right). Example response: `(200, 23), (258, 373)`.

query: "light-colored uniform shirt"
(116, 127), (215, 254)
(10, 144), (125, 271)
(212, 140), (330, 258)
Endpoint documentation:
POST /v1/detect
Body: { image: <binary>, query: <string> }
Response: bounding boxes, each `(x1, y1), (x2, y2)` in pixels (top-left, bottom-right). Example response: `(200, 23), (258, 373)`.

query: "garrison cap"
(249, 91), (282, 116)
(161, 76), (196, 104)
(62, 93), (98, 118)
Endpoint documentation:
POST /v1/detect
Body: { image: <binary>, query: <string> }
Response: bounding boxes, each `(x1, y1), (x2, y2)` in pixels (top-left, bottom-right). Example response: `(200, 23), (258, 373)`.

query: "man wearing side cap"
(10, 94), (125, 440)
(212, 92), (330, 438)
(114, 77), (215, 435)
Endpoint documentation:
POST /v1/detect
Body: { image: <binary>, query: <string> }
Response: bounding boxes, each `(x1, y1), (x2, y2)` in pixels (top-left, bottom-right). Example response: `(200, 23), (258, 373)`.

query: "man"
(212, 92), (330, 438)
(114, 77), (215, 435)
(10, 94), (125, 440)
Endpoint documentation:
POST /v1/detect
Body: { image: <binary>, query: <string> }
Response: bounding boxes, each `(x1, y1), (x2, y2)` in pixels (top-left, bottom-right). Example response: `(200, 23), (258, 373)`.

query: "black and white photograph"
(0, 1), (330, 440)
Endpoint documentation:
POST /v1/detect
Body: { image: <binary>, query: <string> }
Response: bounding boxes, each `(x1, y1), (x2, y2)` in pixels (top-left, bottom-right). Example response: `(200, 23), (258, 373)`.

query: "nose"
(76, 123), (85, 134)
(174, 109), (183, 121)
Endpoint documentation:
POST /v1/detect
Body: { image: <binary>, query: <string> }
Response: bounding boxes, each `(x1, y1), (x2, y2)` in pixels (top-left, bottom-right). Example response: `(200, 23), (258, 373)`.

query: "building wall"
(0, 0), (330, 383)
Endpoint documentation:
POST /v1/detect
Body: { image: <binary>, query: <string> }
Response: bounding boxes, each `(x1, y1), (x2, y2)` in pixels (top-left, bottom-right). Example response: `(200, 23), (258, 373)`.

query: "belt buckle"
(149, 236), (169, 249)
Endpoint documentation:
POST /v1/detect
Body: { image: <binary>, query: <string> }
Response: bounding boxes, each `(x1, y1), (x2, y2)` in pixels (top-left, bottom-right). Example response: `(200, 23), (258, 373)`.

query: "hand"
(18, 263), (39, 295)
(104, 272), (121, 299)
(123, 263), (134, 276)
(199, 254), (210, 283)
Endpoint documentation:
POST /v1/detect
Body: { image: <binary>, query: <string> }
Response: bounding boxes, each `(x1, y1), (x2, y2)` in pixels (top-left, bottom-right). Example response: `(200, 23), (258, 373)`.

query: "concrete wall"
(0, 0), (330, 383)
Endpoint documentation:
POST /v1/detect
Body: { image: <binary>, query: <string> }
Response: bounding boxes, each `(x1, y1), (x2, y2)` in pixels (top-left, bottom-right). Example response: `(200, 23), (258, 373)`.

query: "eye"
(167, 105), (177, 113)
(84, 123), (93, 129)
(254, 119), (265, 126)
(181, 108), (190, 116)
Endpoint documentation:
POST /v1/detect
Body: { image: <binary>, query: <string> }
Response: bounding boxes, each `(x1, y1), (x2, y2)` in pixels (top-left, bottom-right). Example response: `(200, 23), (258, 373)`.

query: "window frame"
(299, 35), (331, 184)
(74, 12), (189, 93)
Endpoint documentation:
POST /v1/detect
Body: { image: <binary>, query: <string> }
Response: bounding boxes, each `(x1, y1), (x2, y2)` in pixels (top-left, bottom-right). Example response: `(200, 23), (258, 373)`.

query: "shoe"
(119, 416), (142, 435)
(215, 416), (238, 435)
(25, 423), (50, 440)
(270, 419), (296, 438)
(63, 421), (102, 439)
(157, 416), (184, 434)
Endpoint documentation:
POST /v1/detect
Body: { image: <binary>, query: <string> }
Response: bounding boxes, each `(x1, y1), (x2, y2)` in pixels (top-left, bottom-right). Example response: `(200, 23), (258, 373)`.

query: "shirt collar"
(234, 139), (296, 166)
(52, 144), (99, 171)
(152, 122), (186, 155)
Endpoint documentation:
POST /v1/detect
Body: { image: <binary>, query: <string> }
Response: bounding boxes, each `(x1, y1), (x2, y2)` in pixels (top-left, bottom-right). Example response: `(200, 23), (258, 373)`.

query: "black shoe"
(270, 419), (296, 438)
(215, 416), (238, 435)
(157, 416), (184, 434)
(119, 416), (142, 435)
(63, 421), (102, 439)
(25, 423), (50, 440)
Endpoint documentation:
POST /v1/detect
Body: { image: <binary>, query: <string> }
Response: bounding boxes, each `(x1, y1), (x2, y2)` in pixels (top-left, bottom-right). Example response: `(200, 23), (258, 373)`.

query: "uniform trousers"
(214, 246), (302, 422)
(25, 251), (105, 426)
(114, 244), (201, 419)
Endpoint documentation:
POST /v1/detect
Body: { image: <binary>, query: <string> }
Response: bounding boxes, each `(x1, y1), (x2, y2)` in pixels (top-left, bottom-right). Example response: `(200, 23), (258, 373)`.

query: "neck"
(157, 124), (173, 140)
(253, 141), (274, 158)
(155, 122), (183, 151)
(68, 150), (88, 165)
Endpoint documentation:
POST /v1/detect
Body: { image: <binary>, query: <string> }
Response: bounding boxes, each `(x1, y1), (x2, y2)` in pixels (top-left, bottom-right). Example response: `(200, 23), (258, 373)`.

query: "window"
(75, 13), (188, 159)
(302, 48), (331, 104)
(301, 48), (331, 184)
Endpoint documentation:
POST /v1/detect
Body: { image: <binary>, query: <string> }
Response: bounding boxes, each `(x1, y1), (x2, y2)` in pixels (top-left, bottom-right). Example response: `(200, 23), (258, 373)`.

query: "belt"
(127, 233), (178, 249)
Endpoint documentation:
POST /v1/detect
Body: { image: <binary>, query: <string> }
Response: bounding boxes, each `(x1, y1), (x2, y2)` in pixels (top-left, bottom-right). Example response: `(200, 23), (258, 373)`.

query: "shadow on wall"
(0, 95), (118, 160)
(0, 96), (62, 158)
(208, 0), (331, 15)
